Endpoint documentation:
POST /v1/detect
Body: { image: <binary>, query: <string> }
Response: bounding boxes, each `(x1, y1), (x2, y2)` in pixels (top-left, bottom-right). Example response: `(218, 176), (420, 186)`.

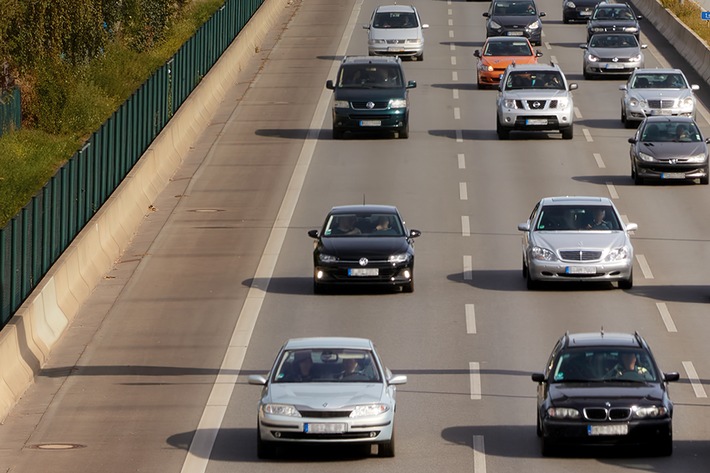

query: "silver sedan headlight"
(319, 254), (339, 263)
(531, 246), (557, 261)
(586, 54), (599, 63)
(547, 407), (580, 419)
(605, 247), (630, 261)
(389, 98), (407, 109)
(263, 404), (302, 417)
(680, 97), (695, 109)
(685, 153), (708, 163)
(388, 253), (410, 263)
(350, 404), (391, 418)
(629, 53), (643, 62)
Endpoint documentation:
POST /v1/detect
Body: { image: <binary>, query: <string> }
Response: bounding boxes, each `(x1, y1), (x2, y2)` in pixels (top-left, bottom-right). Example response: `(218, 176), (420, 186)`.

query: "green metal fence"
(0, 87), (21, 137)
(0, 0), (265, 327)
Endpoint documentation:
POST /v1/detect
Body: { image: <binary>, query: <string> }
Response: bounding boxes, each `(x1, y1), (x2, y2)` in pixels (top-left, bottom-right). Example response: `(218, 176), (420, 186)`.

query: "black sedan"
(532, 331), (679, 456)
(307, 205), (420, 293)
(629, 116), (710, 184)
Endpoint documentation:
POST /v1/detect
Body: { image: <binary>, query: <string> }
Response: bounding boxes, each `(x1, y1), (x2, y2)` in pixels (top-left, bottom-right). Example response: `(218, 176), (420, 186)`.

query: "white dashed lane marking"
(683, 361), (707, 398)
(656, 303), (677, 333)
(469, 362), (482, 400)
(466, 304), (476, 334)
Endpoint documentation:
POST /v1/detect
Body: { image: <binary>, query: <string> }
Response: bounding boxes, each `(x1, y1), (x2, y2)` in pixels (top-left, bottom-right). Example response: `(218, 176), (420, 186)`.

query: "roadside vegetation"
(0, 0), (223, 226)
(661, 0), (710, 44)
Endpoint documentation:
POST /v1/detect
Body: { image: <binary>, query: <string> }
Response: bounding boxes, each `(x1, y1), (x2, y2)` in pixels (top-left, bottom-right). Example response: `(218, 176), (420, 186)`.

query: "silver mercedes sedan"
(517, 197), (637, 290)
(248, 337), (406, 458)
(620, 68), (700, 128)
(580, 33), (646, 79)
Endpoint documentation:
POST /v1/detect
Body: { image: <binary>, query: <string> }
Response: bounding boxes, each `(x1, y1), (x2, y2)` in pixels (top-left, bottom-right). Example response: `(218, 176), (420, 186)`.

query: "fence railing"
(0, 87), (21, 137)
(0, 0), (265, 327)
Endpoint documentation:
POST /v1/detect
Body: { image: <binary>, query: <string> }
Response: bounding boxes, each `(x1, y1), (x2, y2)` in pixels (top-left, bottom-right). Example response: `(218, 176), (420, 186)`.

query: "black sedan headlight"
(547, 407), (581, 419)
(388, 253), (411, 264)
(632, 405), (668, 418)
(318, 254), (338, 263)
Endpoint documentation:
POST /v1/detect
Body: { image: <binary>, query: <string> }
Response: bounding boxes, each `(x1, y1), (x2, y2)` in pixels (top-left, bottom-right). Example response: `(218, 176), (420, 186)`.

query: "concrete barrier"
(630, 0), (710, 85)
(0, 0), (291, 423)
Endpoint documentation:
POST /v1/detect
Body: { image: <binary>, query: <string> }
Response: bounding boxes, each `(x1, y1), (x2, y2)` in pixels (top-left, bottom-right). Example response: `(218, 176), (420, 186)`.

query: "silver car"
(248, 337), (406, 458)
(517, 196), (637, 290)
(620, 68), (700, 128)
(364, 4), (428, 61)
(580, 33), (646, 79)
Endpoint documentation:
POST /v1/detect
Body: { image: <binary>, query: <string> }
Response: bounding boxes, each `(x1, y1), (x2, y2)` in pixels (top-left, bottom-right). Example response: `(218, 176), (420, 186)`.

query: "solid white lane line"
(593, 153), (605, 168)
(682, 361), (707, 398)
(453, 71), (459, 81)
(606, 182), (619, 199)
(636, 254), (654, 279)
(465, 304), (476, 334)
(462, 216), (470, 237)
(656, 303), (677, 333)
(469, 362), (482, 400)
(583, 128), (593, 142)
(454, 107), (461, 120)
(456, 129), (463, 142)
(460, 182), (468, 200)
(473, 435), (487, 473)
(458, 153), (466, 169)
(463, 255), (473, 280)
(181, 2), (363, 472)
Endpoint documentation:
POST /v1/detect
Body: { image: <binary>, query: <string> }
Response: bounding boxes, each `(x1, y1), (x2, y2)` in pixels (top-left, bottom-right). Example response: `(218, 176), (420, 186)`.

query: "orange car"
(474, 37), (542, 89)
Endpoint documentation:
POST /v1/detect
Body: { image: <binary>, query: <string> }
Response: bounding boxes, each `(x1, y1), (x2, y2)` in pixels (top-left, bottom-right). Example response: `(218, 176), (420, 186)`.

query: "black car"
(586, 2), (642, 42)
(483, 0), (546, 46)
(532, 331), (679, 457)
(563, 0), (601, 23)
(629, 116), (710, 185)
(307, 205), (421, 293)
(326, 56), (416, 139)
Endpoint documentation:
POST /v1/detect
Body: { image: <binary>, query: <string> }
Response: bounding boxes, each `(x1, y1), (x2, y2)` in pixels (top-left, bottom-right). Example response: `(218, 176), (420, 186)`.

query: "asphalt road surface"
(1, 0), (710, 472)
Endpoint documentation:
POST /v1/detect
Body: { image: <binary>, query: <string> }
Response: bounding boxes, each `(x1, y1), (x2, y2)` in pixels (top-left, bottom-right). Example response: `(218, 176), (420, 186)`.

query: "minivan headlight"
(389, 98), (407, 108)
(333, 100), (350, 108)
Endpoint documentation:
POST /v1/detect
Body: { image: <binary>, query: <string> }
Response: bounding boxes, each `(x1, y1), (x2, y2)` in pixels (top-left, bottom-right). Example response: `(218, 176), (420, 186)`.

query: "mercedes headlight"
(680, 97), (694, 109)
(263, 404), (301, 417)
(606, 247), (630, 261)
(350, 404), (391, 418)
(389, 98), (407, 109)
(531, 247), (557, 261)
(547, 407), (580, 419)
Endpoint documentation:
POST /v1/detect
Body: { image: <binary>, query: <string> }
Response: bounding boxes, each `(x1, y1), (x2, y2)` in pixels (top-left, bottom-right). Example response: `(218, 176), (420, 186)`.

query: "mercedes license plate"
(565, 266), (597, 274)
(305, 423), (347, 434)
(360, 120), (381, 127)
(349, 268), (379, 276)
(661, 172), (685, 179)
(526, 119), (548, 125)
(588, 424), (628, 436)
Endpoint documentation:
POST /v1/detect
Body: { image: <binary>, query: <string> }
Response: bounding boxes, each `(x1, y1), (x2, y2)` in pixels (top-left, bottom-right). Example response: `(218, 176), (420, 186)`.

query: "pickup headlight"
(333, 100), (350, 108)
(319, 254), (338, 263)
(350, 404), (391, 418)
(263, 404), (301, 417)
(547, 407), (580, 419)
(557, 97), (570, 109)
(531, 247), (556, 261)
(606, 247), (630, 261)
(388, 253), (410, 263)
(389, 98), (407, 109)
(633, 406), (668, 418)
(503, 98), (518, 109)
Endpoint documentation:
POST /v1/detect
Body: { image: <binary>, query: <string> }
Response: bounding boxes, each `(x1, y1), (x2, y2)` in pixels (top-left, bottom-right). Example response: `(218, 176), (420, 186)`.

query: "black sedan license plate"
(305, 423), (346, 434)
(349, 268), (379, 276)
(588, 424), (628, 436)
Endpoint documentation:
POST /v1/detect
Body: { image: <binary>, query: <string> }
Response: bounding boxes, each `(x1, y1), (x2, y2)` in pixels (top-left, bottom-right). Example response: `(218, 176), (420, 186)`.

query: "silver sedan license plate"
(349, 267), (379, 276)
(565, 266), (597, 274)
(305, 423), (346, 434)
(360, 120), (381, 127)
(588, 424), (628, 436)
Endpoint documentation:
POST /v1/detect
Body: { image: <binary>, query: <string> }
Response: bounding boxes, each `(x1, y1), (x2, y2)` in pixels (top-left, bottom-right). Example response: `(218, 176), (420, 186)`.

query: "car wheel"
(656, 435), (673, 457)
(563, 17), (569, 24)
(416, 52), (424, 62)
(399, 122), (409, 139)
(313, 279), (324, 294)
(561, 125), (573, 140)
(541, 437), (556, 457)
(522, 260), (528, 278)
(496, 118), (510, 140)
(634, 169), (644, 185)
(256, 426), (276, 459)
(536, 414), (542, 437)
(332, 128), (344, 140)
(583, 70), (591, 80)
(618, 271), (633, 290)
(526, 271), (539, 290)
(621, 108), (626, 125)
(378, 427), (395, 457)
(701, 168), (709, 185)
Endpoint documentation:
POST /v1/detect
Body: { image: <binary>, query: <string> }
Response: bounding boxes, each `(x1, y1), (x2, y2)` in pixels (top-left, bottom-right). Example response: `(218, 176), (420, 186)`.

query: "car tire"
(496, 118), (510, 140)
(561, 125), (573, 140)
(583, 70), (592, 80)
(618, 271), (633, 290)
(256, 426), (276, 459)
(541, 437), (556, 457)
(313, 280), (328, 295)
(701, 169), (709, 185)
(403, 278), (414, 293)
(526, 272), (539, 290)
(378, 428), (395, 457)
(536, 415), (542, 437)
(416, 52), (424, 62)
(522, 260), (528, 278)
(399, 122), (409, 139)
(332, 128), (344, 140)
(634, 171), (644, 185)
(563, 17), (569, 24)
(656, 436), (673, 457)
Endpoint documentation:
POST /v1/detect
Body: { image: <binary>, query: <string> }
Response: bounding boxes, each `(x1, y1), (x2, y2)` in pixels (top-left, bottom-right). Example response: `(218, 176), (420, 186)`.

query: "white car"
(364, 4), (428, 61)
(248, 337), (407, 458)
(620, 68), (699, 128)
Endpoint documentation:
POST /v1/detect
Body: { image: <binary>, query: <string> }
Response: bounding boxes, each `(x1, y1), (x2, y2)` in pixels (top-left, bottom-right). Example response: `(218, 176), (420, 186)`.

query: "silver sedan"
(620, 68), (700, 128)
(581, 33), (646, 79)
(517, 196), (637, 290)
(364, 4), (428, 61)
(248, 337), (406, 458)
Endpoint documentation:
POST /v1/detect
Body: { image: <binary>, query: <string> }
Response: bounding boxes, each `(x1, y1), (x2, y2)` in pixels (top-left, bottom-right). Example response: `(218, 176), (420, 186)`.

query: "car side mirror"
(531, 372), (546, 383)
(664, 372), (680, 382)
(308, 229), (319, 238)
(641, 44), (648, 49)
(248, 374), (268, 386)
(628, 137), (637, 144)
(326, 80), (335, 90)
(482, 12), (489, 17)
(409, 229), (422, 238)
(421, 24), (430, 29)
(706, 138), (710, 144)
(473, 50), (481, 58)
(579, 44), (588, 49)
(569, 83), (578, 91)
(407, 80), (417, 89)
(691, 84), (700, 91)
(619, 85), (627, 91)
(362, 24), (370, 30)
(388, 374), (407, 385)
(539, 12), (546, 17)
(625, 223), (638, 232)
(536, 50), (543, 57)
(517, 222), (530, 232)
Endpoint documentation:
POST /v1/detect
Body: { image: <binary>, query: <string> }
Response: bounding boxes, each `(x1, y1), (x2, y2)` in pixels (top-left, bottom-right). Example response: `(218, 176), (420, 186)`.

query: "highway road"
(1, 0), (710, 471)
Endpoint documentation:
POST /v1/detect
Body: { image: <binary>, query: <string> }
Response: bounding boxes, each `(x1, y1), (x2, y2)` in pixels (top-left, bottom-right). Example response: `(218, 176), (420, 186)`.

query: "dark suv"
(587, 2), (642, 42)
(532, 331), (679, 456)
(326, 56), (416, 139)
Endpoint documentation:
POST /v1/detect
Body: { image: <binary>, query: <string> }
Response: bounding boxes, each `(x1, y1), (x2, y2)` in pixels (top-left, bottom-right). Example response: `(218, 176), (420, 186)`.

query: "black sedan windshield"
(323, 213), (405, 237)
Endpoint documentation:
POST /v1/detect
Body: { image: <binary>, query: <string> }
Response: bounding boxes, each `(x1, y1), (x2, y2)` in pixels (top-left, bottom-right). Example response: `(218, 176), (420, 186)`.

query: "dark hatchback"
(629, 116), (710, 185)
(532, 331), (679, 457)
(483, 0), (546, 46)
(586, 2), (642, 42)
(563, 0), (601, 23)
(326, 56), (416, 139)
(307, 205), (421, 293)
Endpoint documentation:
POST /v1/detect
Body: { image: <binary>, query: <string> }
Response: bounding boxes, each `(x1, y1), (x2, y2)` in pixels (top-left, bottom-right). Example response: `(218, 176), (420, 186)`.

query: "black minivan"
(326, 56), (416, 139)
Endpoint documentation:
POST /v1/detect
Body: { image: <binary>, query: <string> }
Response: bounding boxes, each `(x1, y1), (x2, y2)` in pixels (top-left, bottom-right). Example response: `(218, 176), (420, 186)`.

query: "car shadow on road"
(447, 269), (618, 292)
(242, 277), (408, 296)
(573, 174), (704, 187)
